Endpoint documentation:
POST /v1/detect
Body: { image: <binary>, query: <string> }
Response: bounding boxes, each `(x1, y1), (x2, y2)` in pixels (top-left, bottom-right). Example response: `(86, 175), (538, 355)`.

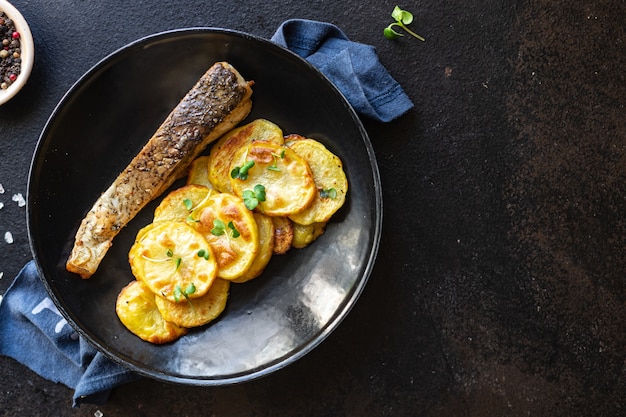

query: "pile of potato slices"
(116, 119), (348, 344)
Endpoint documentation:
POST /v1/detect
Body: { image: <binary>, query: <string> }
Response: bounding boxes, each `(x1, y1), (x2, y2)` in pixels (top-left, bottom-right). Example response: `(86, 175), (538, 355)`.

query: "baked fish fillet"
(66, 62), (253, 278)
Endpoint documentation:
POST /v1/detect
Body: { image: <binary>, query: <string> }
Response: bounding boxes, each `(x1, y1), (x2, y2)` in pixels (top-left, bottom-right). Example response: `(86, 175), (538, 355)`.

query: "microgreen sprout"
(141, 248), (181, 272)
(268, 149), (285, 172)
(384, 6), (425, 41)
(184, 192), (212, 223)
(184, 198), (197, 223)
(228, 221), (241, 238)
(242, 184), (266, 210)
(320, 188), (338, 199)
(186, 201), (200, 222)
(211, 219), (227, 236)
(231, 160), (255, 180)
(211, 219), (241, 238)
(197, 249), (210, 260)
(186, 283), (196, 295)
(174, 282), (196, 303)
(166, 249), (182, 271)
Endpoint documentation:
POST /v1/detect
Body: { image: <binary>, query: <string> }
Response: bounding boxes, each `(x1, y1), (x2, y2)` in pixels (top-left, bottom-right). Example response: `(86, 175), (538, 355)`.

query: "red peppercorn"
(9, 73), (17, 81)
(12, 31), (20, 39)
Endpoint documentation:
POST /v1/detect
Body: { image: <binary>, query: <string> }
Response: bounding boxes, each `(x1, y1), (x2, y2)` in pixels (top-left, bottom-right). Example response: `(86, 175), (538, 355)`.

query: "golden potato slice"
(230, 141), (316, 216)
(153, 184), (213, 223)
(285, 136), (348, 225)
(128, 221), (218, 303)
(155, 278), (230, 328)
(187, 156), (215, 189)
(116, 280), (187, 344)
(128, 222), (168, 281)
(232, 213), (275, 283)
(292, 221), (326, 249)
(194, 193), (259, 280)
(129, 222), (158, 270)
(208, 119), (284, 193)
(271, 216), (294, 255)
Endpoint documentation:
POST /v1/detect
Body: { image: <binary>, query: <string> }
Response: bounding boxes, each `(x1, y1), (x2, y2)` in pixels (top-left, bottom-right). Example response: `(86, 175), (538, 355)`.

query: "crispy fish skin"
(66, 62), (253, 279)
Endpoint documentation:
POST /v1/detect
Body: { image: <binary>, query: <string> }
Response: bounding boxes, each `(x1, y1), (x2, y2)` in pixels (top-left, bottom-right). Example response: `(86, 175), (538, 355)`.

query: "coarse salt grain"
(0, 202), (3, 210)
(4, 231), (13, 244)
(0, 183), (4, 193)
(94, 410), (104, 417)
(12, 193), (25, 207)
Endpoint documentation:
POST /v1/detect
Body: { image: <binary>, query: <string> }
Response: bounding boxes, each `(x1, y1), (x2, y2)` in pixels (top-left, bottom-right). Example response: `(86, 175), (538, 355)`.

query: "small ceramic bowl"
(0, 0), (34, 105)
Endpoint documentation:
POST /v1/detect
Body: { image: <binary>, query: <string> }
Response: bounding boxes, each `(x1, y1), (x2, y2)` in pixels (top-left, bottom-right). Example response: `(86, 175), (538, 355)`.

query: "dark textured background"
(1, 0), (626, 415)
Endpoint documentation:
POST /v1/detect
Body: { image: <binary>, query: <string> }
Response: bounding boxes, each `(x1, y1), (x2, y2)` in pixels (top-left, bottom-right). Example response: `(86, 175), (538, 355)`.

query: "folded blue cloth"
(272, 19), (414, 122)
(0, 261), (139, 407)
(0, 21), (409, 408)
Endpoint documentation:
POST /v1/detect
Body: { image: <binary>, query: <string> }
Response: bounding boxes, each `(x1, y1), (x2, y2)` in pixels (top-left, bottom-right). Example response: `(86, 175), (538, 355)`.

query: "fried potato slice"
(116, 280), (188, 344)
(232, 213), (275, 283)
(271, 216), (294, 255)
(155, 278), (230, 328)
(128, 221), (217, 303)
(153, 184), (213, 223)
(187, 155), (215, 189)
(194, 193), (259, 280)
(285, 136), (348, 225)
(208, 119), (284, 193)
(292, 221), (326, 249)
(230, 141), (316, 216)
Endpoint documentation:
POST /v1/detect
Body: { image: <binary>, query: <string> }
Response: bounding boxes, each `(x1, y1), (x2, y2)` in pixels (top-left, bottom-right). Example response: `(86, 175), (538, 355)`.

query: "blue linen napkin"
(0, 20), (411, 408)
(272, 19), (414, 122)
(0, 261), (140, 407)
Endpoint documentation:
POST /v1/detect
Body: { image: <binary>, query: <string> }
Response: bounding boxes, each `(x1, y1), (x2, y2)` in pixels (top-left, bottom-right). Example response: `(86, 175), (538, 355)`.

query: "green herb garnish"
(384, 6), (425, 41)
(185, 283), (196, 296)
(320, 188), (338, 199)
(184, 191), (213, 224)
(211, 219), (227, 236)
(231, 160), (255, 180)
(197, 249), (210, 260)
(174, 282), (197, 303)
(167, 248), (181, 271)
(228, 221), (241, 238)
(174, 285), (182, 302)
(142, 248), (182, 272)
(184, 198), (199, 223)
(268, 149), (285, 172)
(211, 219), (241, 238)
(242, 184), (266, 210)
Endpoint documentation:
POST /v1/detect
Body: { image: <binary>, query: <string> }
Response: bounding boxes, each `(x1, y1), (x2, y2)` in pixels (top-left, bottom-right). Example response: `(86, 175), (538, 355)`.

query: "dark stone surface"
(1, 0), (625, 415)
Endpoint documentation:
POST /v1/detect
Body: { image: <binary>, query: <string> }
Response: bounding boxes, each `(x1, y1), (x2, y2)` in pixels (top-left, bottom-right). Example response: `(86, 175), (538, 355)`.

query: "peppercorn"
(0, 11), (21, 89)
